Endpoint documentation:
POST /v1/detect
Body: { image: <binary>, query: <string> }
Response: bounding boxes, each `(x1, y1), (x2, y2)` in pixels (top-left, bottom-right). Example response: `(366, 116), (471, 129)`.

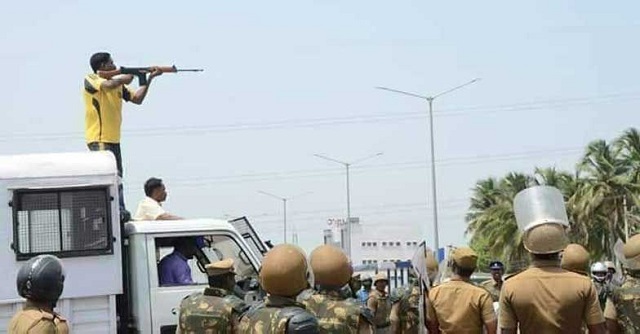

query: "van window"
(155, 234), (259, 287)
(11, 187), (112, 260)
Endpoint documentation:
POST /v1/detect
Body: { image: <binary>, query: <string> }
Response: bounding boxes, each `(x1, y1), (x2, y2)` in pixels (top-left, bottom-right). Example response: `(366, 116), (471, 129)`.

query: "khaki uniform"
(8, 302), (69, 334)
(603, 275), (640, 332)
(367, 289), (391, 333)
(427, 280), (495, 334)
(479, 279), (501, 302)
(499, 259), (604, 333)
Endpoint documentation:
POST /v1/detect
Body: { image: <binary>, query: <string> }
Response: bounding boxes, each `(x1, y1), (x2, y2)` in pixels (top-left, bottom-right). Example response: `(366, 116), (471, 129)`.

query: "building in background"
(323, 217), (423, 267)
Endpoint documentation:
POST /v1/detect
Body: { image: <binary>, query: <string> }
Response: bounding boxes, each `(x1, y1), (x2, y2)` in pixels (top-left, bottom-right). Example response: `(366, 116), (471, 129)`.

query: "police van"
(0, 151), (267, 333)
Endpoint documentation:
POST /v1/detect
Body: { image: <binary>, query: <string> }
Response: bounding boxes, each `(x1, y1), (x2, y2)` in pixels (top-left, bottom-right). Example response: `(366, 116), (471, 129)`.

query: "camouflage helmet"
(259, 244), (309, 297)
(623, 234), (640, 270)
(309, 245), (352, 287)
(560, 243), (589, 275)
(522, 223), (568, 254)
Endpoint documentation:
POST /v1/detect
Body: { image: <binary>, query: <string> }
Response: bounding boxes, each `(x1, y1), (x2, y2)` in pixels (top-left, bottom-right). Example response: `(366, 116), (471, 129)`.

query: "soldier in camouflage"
(176, 258), (249, 334)
(389, 269), (421, 334)
(604, 233), (640, 333)
(300, 244), (374, 333)
(238, 244), (320, 334)
(367, 273), (392, 333)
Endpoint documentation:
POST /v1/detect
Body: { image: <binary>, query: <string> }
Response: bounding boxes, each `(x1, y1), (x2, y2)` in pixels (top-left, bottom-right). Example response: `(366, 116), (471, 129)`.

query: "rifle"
(97, 65), (203, 86)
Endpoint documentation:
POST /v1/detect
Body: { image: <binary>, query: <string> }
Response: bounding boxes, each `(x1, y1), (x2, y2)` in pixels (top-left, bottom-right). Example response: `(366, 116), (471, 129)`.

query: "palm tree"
(466, 173), (532, 264)
(574, 139), (630, 259)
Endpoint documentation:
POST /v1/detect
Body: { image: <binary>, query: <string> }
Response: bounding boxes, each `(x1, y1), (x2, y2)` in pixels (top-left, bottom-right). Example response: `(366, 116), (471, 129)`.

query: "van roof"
(124, 218), (237, 235)
(0, 151), (117, 180)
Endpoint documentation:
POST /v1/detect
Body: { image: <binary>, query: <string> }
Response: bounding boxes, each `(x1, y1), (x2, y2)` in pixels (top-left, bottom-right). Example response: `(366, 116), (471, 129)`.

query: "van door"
(228, 217), (268, 259)
(149, 233), (261, 333)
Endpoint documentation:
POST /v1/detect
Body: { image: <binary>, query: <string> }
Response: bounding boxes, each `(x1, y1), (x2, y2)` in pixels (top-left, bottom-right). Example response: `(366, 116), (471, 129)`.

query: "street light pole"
(314, 152), (383, 258)
(258, 190), (312, 244)
(376, 79), (480, 254)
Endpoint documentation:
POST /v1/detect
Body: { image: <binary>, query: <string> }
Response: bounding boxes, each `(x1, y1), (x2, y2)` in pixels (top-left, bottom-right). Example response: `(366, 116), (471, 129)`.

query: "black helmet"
(17, 255), (65, 304)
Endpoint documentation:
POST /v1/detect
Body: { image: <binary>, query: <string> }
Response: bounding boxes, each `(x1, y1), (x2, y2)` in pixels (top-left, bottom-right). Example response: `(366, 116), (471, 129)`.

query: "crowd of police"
(7, 185), (640, 333)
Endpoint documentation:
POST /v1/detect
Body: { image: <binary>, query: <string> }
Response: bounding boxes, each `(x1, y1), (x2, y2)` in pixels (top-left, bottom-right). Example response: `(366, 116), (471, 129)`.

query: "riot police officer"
(560, 243), (590, 276)
(9, 254), (69, 334)
(237, 244), (319, 333)
(300, 244), (374, 333)
(499, 186), (606, 334)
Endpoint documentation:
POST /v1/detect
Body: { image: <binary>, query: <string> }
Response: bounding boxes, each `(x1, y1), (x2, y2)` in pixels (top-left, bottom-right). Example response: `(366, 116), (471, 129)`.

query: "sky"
(2, 1), (640, 256)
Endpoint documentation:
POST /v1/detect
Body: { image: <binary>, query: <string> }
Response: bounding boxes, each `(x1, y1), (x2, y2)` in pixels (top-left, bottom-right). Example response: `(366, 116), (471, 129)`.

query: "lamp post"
(314, 152), (383, 258)
(258, 190), (312, 243)
(376, 79), (480, 253)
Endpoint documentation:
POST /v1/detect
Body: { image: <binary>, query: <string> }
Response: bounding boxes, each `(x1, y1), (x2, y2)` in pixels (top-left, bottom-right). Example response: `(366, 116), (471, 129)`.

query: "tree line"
(466, 128), (640, 271)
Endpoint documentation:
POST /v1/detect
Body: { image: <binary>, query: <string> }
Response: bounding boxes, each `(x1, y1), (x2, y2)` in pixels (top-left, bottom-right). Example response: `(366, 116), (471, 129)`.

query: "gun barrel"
(176, 68), (204, 72)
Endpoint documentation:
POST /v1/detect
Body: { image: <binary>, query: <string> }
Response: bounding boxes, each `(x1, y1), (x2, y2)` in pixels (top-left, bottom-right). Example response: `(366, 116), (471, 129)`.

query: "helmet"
(425, 251), (439, 281)
(623, 234), (640, 270)
(309, 245), (352, 287)
(259, 244), (309, 297)
(591, 262), (608, 283)
(522, 224), (568, 254)
(561, 244), (590, 275)
(373, 273), (388, 285)
(17, 255), (65, 304)
(604, 261), (616, 273)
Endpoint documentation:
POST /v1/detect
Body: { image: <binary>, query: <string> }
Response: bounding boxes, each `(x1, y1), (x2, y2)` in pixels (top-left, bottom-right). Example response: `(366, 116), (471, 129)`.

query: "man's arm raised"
(130, 68), (162, 105)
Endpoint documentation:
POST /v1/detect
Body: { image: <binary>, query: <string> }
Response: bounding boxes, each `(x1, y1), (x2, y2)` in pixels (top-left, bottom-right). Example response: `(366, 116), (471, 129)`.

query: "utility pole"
(258, 190), (312, 244)
(314, 152), (383, 258)
(376, 79), (480, 253)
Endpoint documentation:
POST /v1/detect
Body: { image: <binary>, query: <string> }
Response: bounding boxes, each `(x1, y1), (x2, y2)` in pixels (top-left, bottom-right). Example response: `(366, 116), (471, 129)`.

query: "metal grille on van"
(11, 186), (113, 260)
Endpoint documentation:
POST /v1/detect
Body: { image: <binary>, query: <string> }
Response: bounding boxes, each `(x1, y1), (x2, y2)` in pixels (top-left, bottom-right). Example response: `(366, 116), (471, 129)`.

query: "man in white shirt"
(134, 177), (182, 221)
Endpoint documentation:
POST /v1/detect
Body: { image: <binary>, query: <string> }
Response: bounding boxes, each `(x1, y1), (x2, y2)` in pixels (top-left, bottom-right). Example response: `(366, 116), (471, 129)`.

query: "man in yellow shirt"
(83, 52), (162, 221)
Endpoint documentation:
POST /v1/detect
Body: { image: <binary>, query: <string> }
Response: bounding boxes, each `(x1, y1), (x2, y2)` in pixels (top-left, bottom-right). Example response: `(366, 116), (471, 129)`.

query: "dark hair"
(144, 177), (163, 197)
(90, 52), (111, 73)
(452, 263), (475, 278)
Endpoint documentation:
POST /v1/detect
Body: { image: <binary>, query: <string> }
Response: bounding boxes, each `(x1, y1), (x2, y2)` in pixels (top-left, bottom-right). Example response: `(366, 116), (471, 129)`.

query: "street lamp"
(376, 79), (480, 254)
(257, 190), (312, 243)
(313, 152), (384, 258)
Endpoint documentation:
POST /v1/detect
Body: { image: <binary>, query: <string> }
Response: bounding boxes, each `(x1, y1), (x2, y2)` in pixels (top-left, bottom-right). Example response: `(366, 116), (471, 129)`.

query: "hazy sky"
(2, 1), (640, 256)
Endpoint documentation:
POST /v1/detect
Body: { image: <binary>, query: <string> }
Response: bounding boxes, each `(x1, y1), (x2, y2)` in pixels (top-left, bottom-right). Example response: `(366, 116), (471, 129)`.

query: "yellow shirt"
(83, 73), (135, 143)
(427, 280), (496, 334)
(499, 259), (604, 333)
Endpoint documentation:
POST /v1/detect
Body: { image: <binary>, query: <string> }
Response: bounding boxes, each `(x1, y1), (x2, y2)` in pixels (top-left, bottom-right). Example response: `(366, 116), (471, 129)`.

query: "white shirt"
(134, 196), (166, 221)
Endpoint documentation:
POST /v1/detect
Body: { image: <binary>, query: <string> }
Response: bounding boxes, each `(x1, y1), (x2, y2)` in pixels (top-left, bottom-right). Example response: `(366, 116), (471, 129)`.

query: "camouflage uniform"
(238, 295), (318, 333)
(176, 287), (248, 333)
(390, 280), (421, 334)
(238, 244), (319, 334)
(367, 289), (392, 333)
(300, 289), (373, 334)
(605, 275), (640, 331)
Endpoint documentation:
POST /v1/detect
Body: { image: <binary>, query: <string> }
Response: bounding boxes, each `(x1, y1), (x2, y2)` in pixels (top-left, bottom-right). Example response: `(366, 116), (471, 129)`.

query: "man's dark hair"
(144, 177), (163, 197)
(90, 52), (111, 73)
(452, 263), (475, 278)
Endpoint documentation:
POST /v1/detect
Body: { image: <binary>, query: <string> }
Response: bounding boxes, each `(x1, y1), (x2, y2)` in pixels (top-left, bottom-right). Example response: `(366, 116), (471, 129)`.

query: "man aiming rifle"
(82, 52), (202, 221)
